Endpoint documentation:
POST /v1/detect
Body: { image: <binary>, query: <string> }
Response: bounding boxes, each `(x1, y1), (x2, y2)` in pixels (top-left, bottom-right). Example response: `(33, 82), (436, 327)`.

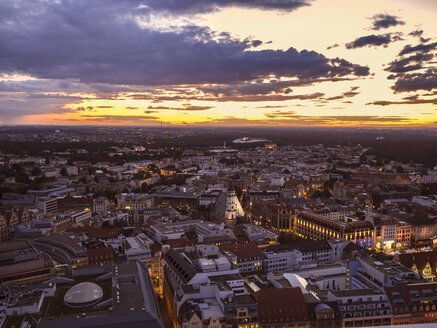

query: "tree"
(185, 230), (197, 241)
(141, 183), (152, 193)
(31, 167), (42, 176)
(161, 175), (186, 186)
(324, 179), (336, 191)
(234, 186), (243, 199)
(277, 233), (306, 244)
(219, 157), (244, 166)
(310, 188), (331, 199)
(421, 183), (437, 195)
(12, 163), (23, 172)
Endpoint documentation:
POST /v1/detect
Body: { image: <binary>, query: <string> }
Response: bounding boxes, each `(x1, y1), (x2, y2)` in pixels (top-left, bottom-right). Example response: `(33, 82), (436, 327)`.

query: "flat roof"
(330, 289), (382, 297)
(0, 240), (31, 253)
(113, 261), (138, 276)
(13, 290), (44, 307)
(0, 259), (48, 278)
(360, 257), (413, 274)
(208, 274), (242, 282)
(115, 284), (145, 313)
(38, 312), (162, 328)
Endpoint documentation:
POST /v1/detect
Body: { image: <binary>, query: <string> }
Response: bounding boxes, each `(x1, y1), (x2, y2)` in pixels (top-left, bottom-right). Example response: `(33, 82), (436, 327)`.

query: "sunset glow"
(1, 0), (436, 126)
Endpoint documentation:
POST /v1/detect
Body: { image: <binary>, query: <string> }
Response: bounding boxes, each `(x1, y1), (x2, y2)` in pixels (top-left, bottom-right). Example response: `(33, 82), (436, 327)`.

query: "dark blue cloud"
(368, 94), (437, 106)
(371, 14), (405, 30)
(346, 33), (402, 49)
(385, 39), (437, 93)
(145, 0), (311, 13)
(399, 42), (437, 56)
(408, 29), (424, 38)
(389, 69), (437, 93)
(385, 53), (434, 73)
(0, 0), (368, 87)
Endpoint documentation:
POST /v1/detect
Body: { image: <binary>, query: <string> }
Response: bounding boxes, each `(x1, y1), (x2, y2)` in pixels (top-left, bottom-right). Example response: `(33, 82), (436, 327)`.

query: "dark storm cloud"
(0, 0), (368, 87)
(421, 37), (432, 43)
(0, 80), (92, 95)
(199, 80), (294, 96)
(0, 80), (48, 93)
(384, 38), (437, 94)
(408, 29), (424, 38)
(346, 33), (403, 49)
(399, 42), (437, 56)
(145, 0), (311, 14)
(385, 53), (434, 73)
(406, 29), (430, 44)
(25, 93), (85, 100)
(0, 79), (140, 100)
(370, 14), (405, 30)
(133, 92), (326, 102)
(325, 86), (360, 101)
(0, 95), (83, 121)
(197, 77), (358, 97)
(389, 69), (437, 93)
(367, 94), (437, 106)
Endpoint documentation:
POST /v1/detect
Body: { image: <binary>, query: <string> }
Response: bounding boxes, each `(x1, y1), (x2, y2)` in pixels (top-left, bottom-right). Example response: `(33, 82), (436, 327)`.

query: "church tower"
(224, 189), (238, 226)
(213, 188), (245, 226)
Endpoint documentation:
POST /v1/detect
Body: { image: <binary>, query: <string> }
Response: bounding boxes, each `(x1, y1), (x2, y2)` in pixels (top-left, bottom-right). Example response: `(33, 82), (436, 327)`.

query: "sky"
(0, 0), (436, 127)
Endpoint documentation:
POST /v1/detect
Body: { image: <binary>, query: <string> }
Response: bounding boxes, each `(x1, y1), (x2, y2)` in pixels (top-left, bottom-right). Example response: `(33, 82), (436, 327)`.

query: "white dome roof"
(64, 282), (103, 307)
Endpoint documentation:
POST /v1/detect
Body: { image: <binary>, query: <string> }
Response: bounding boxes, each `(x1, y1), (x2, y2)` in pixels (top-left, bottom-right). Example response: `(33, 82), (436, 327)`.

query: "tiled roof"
(220, 242), (264, 260)
(87, 246), (114, 257)
(254, 287), (309, 322)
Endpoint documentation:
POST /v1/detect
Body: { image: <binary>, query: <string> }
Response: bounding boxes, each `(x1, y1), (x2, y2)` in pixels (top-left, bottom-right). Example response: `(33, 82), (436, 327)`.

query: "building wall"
(295, 211), (373, 249)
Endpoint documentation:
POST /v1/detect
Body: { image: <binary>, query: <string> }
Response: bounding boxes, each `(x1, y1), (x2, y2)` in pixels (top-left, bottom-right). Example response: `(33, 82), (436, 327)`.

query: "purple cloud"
(0, 0), (368, 87)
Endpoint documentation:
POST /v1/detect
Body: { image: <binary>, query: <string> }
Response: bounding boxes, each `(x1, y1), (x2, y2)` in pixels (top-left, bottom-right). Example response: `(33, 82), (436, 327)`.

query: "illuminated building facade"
(386, 283), (437, 325)
(295, 210), (374, 248)
(116, 193), (154, 210)
(396, 221), (412, 249)
(251, 200), (294, 232)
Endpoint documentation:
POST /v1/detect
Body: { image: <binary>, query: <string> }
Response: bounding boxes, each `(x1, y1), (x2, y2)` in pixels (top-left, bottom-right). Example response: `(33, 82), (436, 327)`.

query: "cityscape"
(1, 0), (437, 328)
(0, 126), (437, 328)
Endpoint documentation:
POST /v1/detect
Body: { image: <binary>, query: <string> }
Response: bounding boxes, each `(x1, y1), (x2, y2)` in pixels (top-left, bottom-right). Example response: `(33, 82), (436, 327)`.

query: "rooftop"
(330, 289), (382, 297)
(64, 282), (103, 306)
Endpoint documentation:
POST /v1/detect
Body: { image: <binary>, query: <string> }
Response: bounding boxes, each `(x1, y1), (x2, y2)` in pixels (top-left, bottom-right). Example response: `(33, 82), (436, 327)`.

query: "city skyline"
(1, 0), (436, 126)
